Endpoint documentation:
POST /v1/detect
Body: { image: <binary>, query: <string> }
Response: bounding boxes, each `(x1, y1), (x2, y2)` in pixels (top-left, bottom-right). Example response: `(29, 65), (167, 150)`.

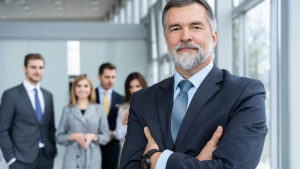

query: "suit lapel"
(95, 88), (100, 104)
(84, 104), (94, 121)
(18, 84), (39, 124)
(40, 88), (48, 123)
(175, 66), (223, 151)
(111, 91), (116, 110)
(157, 77), (175, 150)
(72, 105), (88, 125)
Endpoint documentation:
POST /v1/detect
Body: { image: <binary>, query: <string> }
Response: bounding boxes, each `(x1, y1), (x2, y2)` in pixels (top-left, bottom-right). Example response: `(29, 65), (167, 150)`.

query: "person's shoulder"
(221, 69), (264, 91)
(2, 84), (23, 96)
(133, 77), (173, 98)
(90, 103), (104, 111)
(40, 87), (52, 96)
(112, 90), (123, 97)
(63, 105), (72, 111)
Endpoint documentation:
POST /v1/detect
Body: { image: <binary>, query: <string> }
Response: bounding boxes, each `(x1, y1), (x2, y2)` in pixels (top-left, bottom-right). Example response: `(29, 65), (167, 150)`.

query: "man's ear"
(212, 31), (218, 48)
(97, 74), (101, 81)
(23, 66), (27, 73)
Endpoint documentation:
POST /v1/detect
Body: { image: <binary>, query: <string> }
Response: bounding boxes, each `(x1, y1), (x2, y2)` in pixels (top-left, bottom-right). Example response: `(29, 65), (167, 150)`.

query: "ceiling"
(0, 0), (122, 21)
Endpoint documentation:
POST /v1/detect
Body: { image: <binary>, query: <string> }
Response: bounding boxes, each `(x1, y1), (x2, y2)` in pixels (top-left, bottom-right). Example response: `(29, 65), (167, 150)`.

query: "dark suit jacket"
(95, 88), (124, 162)
(120, 65), (268, 169)
(0, 84), (57, 163)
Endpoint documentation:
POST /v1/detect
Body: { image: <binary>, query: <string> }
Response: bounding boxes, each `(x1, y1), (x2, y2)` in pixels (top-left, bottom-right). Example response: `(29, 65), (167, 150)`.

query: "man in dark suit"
(0, 53), (57, 169)
(120, 0), (268, 169)
(95, 63), (124, 169)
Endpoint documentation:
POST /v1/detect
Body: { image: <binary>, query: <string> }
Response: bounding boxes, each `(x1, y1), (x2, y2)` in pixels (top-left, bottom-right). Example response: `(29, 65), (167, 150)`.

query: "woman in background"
(115, 72), (147, 164)
(56, 74), (110, 169)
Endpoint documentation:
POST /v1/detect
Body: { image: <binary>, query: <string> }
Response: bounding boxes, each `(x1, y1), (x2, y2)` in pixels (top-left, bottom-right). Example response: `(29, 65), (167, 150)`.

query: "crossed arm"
(143, 126), (224, 169)
(120, 80), (268, 169)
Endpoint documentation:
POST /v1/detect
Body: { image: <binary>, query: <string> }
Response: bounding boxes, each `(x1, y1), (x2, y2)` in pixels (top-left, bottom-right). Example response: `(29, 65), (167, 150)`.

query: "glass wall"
(232, 0), (271, 168)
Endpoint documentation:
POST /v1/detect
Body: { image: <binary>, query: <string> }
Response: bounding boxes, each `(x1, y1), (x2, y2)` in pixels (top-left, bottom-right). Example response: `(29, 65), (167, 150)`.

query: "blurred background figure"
(115, 72), (147, 165)
(56, 74), (109, 169)
(95, 63), (124, 169)
(0, 53), (57, 169)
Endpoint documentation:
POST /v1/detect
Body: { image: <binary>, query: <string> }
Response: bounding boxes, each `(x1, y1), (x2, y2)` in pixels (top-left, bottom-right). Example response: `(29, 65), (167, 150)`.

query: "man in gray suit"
(0, 53), (57, 169)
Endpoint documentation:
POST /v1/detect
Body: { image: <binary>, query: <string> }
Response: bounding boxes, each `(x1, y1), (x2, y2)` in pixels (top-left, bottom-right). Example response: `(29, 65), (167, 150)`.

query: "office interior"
(0, 0), (299, 169)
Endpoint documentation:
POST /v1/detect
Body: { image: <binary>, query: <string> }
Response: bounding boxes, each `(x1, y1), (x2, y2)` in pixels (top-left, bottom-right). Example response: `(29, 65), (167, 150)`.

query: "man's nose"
(181, 28), (192, 42)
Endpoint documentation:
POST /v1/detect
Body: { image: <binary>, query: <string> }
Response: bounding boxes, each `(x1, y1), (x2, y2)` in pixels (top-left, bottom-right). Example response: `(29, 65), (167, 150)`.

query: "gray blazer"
(56, 104), (110, 169)
(0, 84), (57, 163)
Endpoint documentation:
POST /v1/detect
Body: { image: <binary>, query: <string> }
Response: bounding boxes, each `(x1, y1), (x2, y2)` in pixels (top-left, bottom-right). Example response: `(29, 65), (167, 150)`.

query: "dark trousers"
(101, 140), (120, 169)
(10, 149), (53, 169)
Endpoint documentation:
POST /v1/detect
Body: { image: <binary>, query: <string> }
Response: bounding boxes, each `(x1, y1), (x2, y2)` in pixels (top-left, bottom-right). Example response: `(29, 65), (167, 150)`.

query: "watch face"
(141, 157), (148, 169)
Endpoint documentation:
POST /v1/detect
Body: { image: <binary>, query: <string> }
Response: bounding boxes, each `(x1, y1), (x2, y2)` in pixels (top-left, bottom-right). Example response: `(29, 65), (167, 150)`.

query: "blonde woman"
(56, 74), (109, 169)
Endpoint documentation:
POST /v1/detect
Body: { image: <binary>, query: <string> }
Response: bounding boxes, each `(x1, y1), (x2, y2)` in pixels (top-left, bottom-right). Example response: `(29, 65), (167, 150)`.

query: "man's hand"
(144, 126), (161, 169)
(196, 126), (223, 161)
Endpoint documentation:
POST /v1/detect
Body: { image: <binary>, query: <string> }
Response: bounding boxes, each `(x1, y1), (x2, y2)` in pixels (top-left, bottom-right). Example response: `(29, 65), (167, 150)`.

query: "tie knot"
(178, 80), (193, 92)
(34, 88), (38, 93)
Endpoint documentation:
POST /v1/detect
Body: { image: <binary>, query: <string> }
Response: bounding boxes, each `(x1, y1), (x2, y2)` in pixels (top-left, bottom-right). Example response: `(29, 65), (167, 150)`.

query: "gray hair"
(162, 0), (217, 35)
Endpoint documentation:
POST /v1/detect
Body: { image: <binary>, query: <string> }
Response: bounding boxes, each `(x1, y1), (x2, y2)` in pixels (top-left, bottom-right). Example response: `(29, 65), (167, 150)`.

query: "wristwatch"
(142, 149), (160, 169)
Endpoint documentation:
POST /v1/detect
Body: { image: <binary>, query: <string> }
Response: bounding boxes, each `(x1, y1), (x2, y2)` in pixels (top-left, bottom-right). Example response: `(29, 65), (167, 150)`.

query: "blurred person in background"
(56, 74), (110, 169)
(95, 63), (124, 169)
(115, 72), (147, 165)
(0, 53), (57, 169)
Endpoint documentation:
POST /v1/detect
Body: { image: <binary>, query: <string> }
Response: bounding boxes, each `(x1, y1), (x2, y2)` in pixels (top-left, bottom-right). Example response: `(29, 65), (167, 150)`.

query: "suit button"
(189, 152), (196, 156)
(77, 165), (79, 168)
(77, 155), (80, 158)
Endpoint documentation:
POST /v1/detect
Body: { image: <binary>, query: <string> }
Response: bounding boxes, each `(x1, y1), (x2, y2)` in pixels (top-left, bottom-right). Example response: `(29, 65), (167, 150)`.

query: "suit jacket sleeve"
(49, 94), (57, 153)
(166, 80), (268, 169)
(96, 105), (110, 145)
(0, 91), (16, 162)
(56, 106), (72, 146)
(121, 80), (268, 169)
(119, 94), (146, 169)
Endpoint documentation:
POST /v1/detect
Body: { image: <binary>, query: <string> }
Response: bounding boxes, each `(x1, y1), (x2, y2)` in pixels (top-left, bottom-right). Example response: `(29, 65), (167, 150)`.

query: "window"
(67, 41), (80, 75)
(245, 2), (271, 168)
(232, 0), (271, 168)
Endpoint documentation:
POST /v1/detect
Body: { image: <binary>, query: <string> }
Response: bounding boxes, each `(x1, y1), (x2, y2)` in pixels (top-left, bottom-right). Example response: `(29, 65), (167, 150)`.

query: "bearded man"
(119, 0), (268, 169)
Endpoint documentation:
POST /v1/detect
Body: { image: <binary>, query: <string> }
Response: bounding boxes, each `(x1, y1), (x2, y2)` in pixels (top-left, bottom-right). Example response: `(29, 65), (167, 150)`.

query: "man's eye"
(192, 26), (201, 30)
(170, 28), (180, 32)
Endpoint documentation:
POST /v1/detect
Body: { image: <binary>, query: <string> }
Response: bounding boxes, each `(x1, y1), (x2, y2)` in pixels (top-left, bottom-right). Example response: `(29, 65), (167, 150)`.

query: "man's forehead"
(166, 3), (207, 24)
(28, 59), (44, 66)
(102, 69), (116, 75)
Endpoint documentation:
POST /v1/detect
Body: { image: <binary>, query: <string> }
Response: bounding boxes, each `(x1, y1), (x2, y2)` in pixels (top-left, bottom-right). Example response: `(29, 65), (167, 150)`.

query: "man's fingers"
(144, 126), (154, 142)
(209, 126), (223, 145)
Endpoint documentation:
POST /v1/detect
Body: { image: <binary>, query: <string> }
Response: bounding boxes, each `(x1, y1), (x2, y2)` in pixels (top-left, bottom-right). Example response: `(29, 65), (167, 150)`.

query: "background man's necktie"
(103, 91), (110, 116)
(171, 80), (193, 143)
(34, 88), (43, 123)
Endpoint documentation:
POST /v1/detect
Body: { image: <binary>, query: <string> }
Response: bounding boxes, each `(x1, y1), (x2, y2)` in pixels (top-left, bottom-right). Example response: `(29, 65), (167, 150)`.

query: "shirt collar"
(23, 79), (41, 92)
(174, 61), (214, 90)
(99, 86), (113, 95)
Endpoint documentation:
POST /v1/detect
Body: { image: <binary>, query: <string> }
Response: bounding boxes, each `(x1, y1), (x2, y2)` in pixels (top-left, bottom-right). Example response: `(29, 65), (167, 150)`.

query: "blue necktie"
(171, 80), (193, 143)
(34, 88), (43, 123)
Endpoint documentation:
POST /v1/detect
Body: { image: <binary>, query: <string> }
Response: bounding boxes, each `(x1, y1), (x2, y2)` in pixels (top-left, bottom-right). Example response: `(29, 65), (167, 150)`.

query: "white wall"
(80, 40), (148, 94)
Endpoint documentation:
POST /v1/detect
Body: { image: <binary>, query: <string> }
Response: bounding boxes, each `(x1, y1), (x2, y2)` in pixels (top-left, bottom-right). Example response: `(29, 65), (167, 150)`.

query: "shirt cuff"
(7, 157), (16, 166)
(155, 150), (173, 169)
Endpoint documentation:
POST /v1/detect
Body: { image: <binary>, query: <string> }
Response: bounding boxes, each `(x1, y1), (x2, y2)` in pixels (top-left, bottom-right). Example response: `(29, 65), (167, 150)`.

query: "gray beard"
(169, 40), (213, 70)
